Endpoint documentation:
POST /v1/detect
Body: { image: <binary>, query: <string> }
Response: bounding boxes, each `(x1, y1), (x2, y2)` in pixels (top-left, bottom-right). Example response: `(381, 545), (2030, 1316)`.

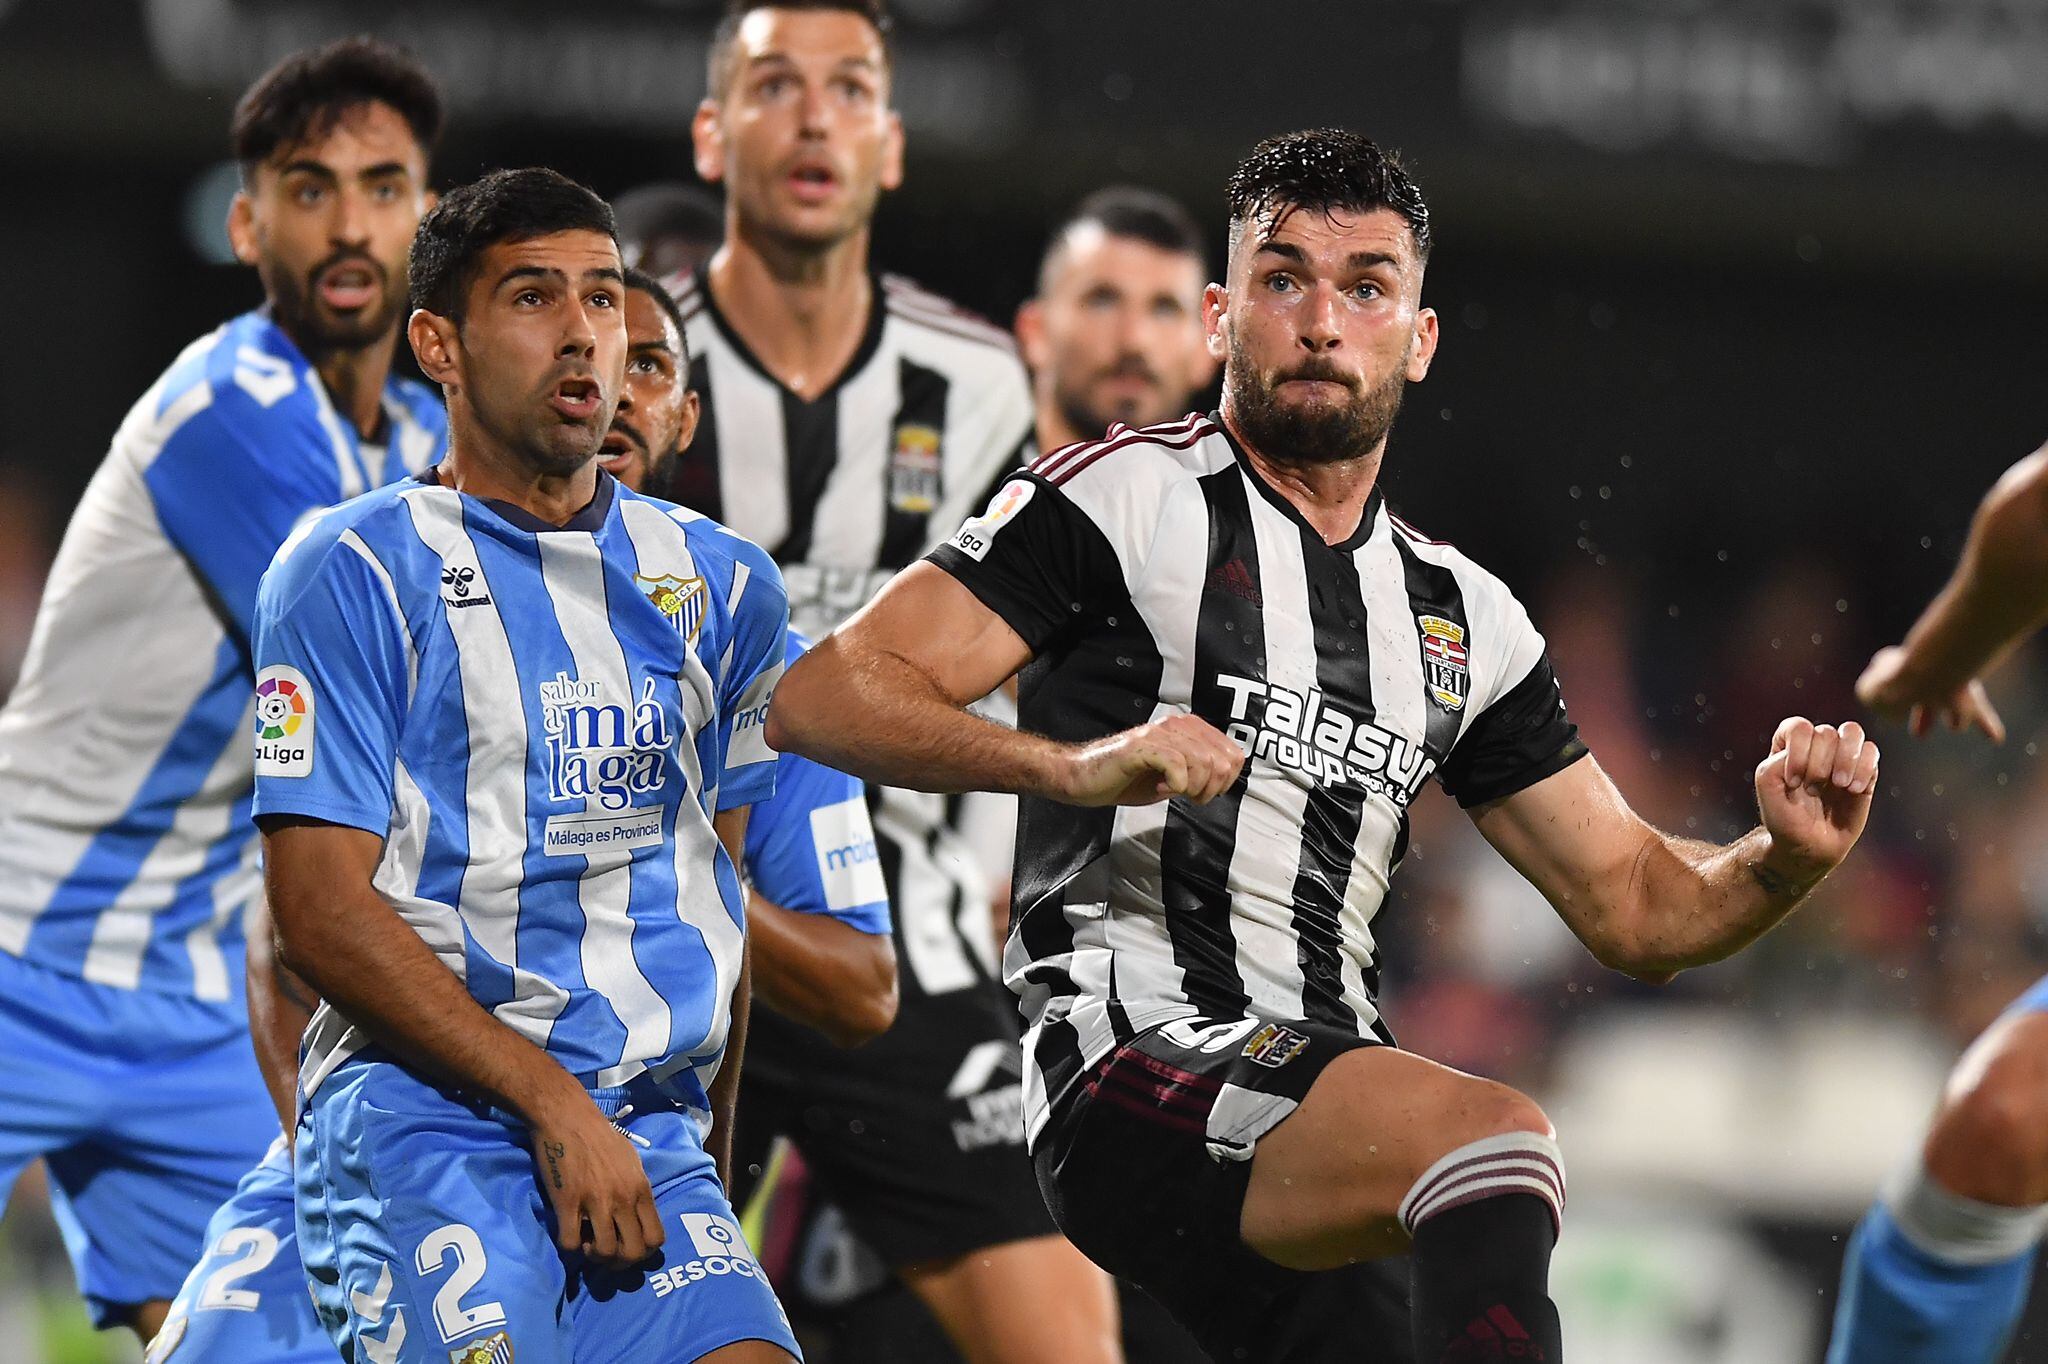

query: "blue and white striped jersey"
(251, 471), (788, 1122)
(745, 631), (889, 938)
(0, 309), (444, 1003)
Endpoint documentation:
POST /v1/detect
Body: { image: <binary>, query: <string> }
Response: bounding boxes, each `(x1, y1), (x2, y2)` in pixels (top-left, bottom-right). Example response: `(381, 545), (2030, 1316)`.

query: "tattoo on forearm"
(544, 1139), (567, 1190)
(1748, 860), (1809, 898)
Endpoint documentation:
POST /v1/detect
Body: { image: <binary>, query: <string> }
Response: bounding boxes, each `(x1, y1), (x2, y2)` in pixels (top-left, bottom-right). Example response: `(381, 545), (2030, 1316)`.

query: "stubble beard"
(1226, 327), (1409, 467)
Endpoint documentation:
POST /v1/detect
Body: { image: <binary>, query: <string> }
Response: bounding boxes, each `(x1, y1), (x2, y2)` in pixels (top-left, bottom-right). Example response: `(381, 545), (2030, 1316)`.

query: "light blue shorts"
(297, 1055), (799, 1363)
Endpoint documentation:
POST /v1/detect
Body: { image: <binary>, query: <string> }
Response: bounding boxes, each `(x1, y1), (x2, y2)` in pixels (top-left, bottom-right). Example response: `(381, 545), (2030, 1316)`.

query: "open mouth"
(550, 376), (602, 422)
(787, 163), (840, 204)
(317, 262), (380, 312)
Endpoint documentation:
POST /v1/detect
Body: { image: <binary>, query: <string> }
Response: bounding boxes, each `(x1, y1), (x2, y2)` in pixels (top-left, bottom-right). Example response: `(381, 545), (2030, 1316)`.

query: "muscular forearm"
(772, 639), (1069, 797)
(245, 897), (318, 1133)
(271, 872), (584, 1127)
(749, 896), (897, 1046)
(1619, 825), (1831, 974)
(706, 945), (749, 1188)
(1897, 450), (2048, 688)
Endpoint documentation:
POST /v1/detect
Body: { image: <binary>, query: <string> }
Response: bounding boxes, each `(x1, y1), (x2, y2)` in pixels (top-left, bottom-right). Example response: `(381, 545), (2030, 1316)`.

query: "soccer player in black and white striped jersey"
(665, 5), (1118, 1362)
(773, 128), (1884, 1361)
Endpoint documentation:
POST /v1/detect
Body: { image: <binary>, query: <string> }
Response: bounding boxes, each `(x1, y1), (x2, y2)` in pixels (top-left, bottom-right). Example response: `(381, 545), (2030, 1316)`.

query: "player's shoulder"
(256, 480), (421, 613)
(618, 485), (785, 597)
(1380, 505), (1532, 616)
(879, 273), (1021, 361)
(1026, 412), (1227, 502)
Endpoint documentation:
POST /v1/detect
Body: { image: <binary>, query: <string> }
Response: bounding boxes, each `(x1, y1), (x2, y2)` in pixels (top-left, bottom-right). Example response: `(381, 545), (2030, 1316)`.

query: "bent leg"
(898, 1232), (1122, 1364)
(1241, 1045), (1564, 1362)
(1827, 1003), (2048, 1364)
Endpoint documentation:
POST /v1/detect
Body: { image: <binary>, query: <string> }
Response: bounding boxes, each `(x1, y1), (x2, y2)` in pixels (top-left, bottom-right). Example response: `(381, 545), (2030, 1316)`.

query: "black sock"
(1408, 1193), (1563, 1362)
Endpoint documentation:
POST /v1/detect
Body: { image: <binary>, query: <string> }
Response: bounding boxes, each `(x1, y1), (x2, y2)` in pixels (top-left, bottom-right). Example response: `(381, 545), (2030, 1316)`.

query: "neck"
(294, 327), (400, 442)
(707, 221), (873, 400)
(1221, 399), (1385, 546)
(439, 409), (599, 528)
(1033, 381), (1088, 454)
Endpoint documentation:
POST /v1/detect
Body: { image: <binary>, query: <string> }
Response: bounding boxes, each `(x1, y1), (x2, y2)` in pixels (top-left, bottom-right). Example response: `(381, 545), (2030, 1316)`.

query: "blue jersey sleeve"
(250, 526), (410, 835)
(744, 748), (891, 936)
(713, 537), (789, 812)
(144, 392), (339, 644)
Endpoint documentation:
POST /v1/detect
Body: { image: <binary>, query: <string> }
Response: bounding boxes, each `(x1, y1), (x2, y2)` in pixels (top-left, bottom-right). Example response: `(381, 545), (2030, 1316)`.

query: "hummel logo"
(440, 564), (493, 610)
(1205, 557), (1261, 606)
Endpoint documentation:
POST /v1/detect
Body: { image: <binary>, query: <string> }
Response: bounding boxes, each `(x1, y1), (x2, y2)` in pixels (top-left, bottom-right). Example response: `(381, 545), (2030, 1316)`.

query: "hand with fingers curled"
(1753, 716), (1881, 883)
(1056, 712), (1249, 808)
(1856, 645), (2007, 743)
(526, 1080), (666, 1269)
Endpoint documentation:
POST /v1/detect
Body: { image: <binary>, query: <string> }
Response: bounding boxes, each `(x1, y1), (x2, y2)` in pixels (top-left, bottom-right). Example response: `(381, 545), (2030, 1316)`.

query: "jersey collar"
(1209, 409), (1386, 555)
(694, 269), (891, 407)
(415, 464), (618, 534)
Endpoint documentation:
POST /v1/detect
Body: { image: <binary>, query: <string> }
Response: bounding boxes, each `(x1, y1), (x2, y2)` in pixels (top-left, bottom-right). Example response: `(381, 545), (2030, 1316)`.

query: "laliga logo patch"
(448, 1330), (514, 1364)
(254, 666), (314, 778)
(1417, 615), (1470, 712)
(949, 478), (1035, 563)
(888, 422), (942, 514)
(636, 573), (707, 643)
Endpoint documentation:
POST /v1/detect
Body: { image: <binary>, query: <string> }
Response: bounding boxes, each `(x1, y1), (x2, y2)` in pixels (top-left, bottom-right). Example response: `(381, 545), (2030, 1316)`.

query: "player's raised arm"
(1857, 441), (2048, 741)
(1472, 716), (1878, 980)
(769, 477), (1246, 808)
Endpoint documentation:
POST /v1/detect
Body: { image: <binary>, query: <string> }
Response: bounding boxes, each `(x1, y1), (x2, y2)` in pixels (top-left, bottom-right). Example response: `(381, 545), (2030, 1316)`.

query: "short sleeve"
(714, 539), (790, 811)
(744, 750), (891, 936)
(250, 533), (410, 835)
(145, 402), (336, 643)
(926, 472), (1123, 653)
(1438, 655), (1588, 808)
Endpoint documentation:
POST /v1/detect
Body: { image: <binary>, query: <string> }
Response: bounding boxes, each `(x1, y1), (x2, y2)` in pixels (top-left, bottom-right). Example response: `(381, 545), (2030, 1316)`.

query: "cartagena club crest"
(636, 573), (706, 642)
(1417, 615), (1470, 712)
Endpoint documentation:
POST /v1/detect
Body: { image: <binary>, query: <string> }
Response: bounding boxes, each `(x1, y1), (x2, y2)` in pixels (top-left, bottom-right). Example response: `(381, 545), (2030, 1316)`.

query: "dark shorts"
(1032, 1015), (1416, 1364)
(738, 979), (1055, 1269)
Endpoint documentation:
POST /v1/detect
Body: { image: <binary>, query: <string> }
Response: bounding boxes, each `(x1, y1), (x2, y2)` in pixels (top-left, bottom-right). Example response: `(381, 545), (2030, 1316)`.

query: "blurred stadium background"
(6, 0), (2048, 1359)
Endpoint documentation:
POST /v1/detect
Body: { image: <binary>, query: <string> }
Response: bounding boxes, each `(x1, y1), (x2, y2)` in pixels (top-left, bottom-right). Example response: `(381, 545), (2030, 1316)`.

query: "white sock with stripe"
(1398, 1130), (1568, 1237)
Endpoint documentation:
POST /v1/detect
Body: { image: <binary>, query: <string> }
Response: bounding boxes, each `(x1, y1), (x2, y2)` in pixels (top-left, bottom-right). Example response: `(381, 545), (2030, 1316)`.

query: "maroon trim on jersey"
(1033, 414), (1213, 486)
(1388, 512), (1448, 547)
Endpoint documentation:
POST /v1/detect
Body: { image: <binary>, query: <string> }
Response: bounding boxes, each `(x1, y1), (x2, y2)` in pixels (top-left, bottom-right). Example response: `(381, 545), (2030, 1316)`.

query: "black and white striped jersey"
(667, 270), (1036, 1002)
(927, 412), (1588, 1146)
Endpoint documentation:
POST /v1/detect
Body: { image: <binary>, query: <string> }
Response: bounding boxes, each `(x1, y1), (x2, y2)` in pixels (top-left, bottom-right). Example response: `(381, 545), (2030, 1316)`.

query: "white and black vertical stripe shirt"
(927, 413), (1589, 1146)
(668, 271), (1037, 1001)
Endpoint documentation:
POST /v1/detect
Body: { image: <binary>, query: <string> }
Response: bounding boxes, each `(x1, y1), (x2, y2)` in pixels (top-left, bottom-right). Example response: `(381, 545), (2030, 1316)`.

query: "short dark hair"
(613, 183), (724, 254)
(409, 168), (617, 323)
(624, 268), (692, 367)
(1040, 185), (1205, 292)
(231, 36), (443, 178)
(707, 0), (892, 100)
(1225, 128), (1431, 263)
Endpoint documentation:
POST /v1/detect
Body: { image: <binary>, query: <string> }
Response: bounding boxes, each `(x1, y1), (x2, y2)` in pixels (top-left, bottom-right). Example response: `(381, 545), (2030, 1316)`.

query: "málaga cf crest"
(636, 573), (707, 643)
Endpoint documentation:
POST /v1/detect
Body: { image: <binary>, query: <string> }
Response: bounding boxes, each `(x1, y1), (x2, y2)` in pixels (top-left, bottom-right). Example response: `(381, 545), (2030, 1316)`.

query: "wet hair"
(707, 0), (892, 100)
(231, 36), (443, 179)
(1225, 128), (1431, 263)
(625, 268), (692, 367)
(409, 168), (617, 323)
(1038, 185), (1205, 293)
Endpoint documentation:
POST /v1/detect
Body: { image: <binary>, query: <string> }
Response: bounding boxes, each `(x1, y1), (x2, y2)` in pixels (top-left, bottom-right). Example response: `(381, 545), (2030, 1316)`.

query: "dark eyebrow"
(1348, 250), (1398, 271)
(495, 265), (565, 291)
(359, 162), (410, 180)
(589, 266), (625, 286)
(630, 337), (679, 357)
(1254, 240), (1306, 264)
(276, 160), (339, 183)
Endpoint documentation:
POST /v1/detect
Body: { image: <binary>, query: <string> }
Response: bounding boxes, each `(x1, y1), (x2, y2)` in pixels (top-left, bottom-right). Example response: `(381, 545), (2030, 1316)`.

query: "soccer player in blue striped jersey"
(153, 266), (878, 1364)
(254, 169), (796, 1364)
(0, 38), (446, 1343)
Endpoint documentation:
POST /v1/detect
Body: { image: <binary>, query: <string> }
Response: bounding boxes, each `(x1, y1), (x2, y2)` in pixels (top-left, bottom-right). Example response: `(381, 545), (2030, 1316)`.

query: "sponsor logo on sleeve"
(808, 797), (887, 911)
(253, 665), (314, 777)
(1417, 615), (1470, 712)
(948, 477), (1035, 562)
(649, 1213), (762, 1297)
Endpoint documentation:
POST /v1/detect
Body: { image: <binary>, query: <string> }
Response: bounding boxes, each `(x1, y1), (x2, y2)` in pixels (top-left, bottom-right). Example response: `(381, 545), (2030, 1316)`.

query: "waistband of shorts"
(334, 1048), (697, 1125)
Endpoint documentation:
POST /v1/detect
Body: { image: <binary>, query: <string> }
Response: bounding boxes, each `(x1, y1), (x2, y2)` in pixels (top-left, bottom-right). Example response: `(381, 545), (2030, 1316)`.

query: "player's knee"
(1929, 1044), (2048, 1204)
(1468, 1081), (1554, 1147)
